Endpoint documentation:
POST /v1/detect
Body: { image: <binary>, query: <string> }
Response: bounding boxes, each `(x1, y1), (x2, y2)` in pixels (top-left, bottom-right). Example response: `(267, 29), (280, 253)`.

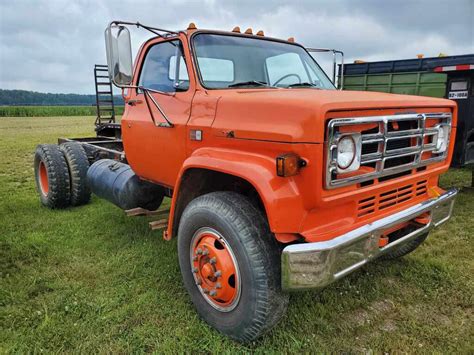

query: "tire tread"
(34, 144), (71, 208)
(381, 233), (428, 260)
(178, 191), (288, 342)
(59, 142), (91, 206)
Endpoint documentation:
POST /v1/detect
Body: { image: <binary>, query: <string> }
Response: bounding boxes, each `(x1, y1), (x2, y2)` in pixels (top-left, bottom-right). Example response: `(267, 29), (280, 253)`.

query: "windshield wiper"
(228, 80), (270, 88)
(287, 82), (320, 88)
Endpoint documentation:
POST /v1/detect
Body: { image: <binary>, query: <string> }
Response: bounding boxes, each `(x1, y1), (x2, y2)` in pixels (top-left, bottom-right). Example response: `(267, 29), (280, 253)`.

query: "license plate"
(448, 91), (468, 99)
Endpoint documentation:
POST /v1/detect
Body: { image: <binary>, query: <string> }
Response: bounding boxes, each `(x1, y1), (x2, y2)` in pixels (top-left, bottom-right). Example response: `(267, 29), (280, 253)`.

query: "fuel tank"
(87, 159), (164, 210)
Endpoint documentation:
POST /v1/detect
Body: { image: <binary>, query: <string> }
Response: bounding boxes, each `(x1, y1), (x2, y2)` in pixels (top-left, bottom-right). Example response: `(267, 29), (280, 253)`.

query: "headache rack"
(326, 112), (452, 188)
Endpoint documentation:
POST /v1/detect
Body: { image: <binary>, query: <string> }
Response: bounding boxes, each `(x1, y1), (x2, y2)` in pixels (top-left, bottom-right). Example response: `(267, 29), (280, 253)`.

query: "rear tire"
(34, 144), (71, 209)
(380, 232), (428, 260)
(178, 191), (288, 342)
(60, 142), (91, 206)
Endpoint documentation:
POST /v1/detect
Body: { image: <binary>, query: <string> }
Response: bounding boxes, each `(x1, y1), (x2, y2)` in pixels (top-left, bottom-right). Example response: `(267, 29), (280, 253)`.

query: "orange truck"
(34, 21), (458, 341)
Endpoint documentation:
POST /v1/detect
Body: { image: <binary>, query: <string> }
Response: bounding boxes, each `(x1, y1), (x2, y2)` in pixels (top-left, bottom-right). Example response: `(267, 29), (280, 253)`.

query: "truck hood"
(211, 88), (455, 143)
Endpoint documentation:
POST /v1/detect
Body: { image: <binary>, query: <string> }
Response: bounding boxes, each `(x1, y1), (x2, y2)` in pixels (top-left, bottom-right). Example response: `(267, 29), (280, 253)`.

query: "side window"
(138, 40), (189, 92)
(169, 56), (189, 81)
(266, 53), (310, 86)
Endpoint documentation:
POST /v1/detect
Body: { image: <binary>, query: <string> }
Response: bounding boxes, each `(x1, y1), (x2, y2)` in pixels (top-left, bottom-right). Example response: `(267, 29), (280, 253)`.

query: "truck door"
(447, 72), (474, 167)
(121, 38), (194, 187)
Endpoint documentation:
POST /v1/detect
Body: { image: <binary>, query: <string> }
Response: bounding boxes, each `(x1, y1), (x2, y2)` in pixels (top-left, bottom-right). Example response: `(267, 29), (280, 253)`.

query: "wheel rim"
(190, 227), (241, 312)
(38, 161), (49, 195)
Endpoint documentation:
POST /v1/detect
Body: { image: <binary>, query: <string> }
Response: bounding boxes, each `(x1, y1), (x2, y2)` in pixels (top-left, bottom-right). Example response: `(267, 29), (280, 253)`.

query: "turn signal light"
(276, 153), (306, 177)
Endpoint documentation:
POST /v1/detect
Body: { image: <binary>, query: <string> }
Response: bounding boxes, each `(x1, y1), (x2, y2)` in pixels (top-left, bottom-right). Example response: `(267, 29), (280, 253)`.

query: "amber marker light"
(276, 153), (306, 177)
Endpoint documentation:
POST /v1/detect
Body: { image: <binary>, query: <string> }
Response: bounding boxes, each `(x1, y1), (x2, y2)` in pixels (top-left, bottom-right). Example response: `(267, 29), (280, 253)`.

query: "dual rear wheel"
(34, 142), (91, 208)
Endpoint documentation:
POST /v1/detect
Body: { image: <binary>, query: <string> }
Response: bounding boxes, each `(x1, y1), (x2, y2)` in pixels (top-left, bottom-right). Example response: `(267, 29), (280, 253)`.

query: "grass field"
(0, 106), (124, 117)
(1, 116), (473, 353)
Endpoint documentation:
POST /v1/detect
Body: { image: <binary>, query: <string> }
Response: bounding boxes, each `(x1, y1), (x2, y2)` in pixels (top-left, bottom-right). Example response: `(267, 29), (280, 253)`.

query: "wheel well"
(172, 168), (267, 238)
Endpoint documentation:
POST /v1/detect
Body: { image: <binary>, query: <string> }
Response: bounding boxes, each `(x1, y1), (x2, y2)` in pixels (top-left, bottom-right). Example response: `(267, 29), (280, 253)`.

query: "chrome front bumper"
(281, 188), (457, 291)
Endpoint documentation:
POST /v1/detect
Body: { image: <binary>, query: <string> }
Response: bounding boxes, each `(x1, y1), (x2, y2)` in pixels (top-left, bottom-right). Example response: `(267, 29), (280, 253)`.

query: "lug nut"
(209, 257), (217, 265)
(210, 290), (217, 296)
(214, 270), (222, 277)
(196, 248), (203, 255)
(216, 282), (222, 289)
(203, 249), (209, 256)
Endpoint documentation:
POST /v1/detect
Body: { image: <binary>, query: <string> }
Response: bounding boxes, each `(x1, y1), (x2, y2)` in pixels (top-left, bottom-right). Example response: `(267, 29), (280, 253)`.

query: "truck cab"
(34, 21), (458, 342)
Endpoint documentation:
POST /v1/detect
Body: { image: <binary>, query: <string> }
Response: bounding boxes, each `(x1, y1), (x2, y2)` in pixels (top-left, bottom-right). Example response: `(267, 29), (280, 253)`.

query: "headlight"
(337, 136), (355, 169)
(336, 133), (361, 173)
(434, 125), (449, 153)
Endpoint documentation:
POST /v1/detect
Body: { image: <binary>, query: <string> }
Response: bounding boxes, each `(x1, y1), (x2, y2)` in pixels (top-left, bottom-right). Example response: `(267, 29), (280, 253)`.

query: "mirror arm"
(306, 48), (345, 90)
(143, 89), (157, 126)
(110, 20), (179, 38)
(142, 88), (174, 128)
(135, 23), (164, 38)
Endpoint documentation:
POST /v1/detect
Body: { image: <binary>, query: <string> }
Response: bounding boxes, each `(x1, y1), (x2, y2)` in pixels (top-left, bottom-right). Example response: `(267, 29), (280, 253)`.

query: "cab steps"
(124, 207), (170, 231)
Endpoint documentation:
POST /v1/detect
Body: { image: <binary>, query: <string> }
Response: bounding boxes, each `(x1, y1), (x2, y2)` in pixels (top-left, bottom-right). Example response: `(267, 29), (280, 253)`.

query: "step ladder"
(94, 64), (116, 126)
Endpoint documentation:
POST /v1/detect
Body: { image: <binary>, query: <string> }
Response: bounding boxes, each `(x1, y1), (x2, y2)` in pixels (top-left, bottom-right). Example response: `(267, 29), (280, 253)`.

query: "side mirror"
(105, 24), (133, 86)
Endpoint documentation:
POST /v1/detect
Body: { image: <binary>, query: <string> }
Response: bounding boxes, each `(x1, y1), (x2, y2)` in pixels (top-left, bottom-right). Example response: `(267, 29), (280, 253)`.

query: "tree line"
(0, 89), (124, 106)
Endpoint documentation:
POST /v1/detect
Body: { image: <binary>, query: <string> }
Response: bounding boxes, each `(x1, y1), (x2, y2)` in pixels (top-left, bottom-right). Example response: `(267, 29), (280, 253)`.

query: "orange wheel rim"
(38, 161), (49, 195)
(190, 228), (241, 312)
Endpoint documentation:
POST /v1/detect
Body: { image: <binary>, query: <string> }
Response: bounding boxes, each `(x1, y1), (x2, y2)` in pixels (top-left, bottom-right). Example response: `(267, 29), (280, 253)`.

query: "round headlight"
(435, 125), (448, 153)
(337, 136), (356, 169)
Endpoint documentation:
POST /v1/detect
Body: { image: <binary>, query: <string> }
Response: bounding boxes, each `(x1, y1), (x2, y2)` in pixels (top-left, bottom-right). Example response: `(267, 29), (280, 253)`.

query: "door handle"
(127, 99), (143, 106)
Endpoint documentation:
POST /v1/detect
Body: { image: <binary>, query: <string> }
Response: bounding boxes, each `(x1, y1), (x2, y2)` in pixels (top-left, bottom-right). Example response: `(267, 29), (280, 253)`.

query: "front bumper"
(281, 188), (457, 291)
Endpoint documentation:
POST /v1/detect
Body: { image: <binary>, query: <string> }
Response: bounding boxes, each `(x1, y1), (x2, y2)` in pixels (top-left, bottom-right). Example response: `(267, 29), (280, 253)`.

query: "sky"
(1, 0), (473, 94)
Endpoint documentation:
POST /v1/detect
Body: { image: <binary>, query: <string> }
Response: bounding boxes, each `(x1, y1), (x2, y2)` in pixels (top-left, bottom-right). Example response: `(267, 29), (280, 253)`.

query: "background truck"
(33, 21), (458, 342)
(340, 54), (474, 175)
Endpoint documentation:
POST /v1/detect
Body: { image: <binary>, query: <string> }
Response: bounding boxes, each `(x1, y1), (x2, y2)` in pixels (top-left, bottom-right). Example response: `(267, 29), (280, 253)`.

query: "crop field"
(0, 116), (473, 353)
(0, 106), (124, 117)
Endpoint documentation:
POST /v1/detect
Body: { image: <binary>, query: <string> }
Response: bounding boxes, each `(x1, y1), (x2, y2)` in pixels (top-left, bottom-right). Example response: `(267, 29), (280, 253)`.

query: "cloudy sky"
(1, 0), (473, 94)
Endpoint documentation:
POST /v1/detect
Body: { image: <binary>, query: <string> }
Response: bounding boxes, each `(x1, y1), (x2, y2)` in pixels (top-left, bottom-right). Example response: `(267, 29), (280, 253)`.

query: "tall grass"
(0, 106), (124, 117)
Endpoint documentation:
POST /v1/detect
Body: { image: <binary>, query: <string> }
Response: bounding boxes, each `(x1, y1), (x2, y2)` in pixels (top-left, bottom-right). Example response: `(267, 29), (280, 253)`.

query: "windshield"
(193, 33), (335, 90)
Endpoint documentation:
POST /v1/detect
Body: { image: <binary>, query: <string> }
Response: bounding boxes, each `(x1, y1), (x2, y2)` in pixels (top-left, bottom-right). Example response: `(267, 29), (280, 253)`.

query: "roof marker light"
(256, 30), (264, 36)
(287, 37), (295, 42)
(245, 28), (253, 34)
(187, 22), (197, 30)
(232, 26), (241, 33)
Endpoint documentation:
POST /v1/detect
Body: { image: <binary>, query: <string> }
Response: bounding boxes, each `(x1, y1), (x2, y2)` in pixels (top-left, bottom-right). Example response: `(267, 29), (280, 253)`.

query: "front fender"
(165, 147), (307, 239)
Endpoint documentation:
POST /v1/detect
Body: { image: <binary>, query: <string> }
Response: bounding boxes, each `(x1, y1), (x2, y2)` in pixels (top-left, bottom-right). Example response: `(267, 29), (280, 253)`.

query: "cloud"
(0, 0), (472, 93)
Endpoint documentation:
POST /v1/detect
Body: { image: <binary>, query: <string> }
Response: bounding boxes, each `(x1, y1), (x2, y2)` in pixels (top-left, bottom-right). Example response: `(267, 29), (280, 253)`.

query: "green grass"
(0, 106), (124, 117)
(1, 116), (473, 353)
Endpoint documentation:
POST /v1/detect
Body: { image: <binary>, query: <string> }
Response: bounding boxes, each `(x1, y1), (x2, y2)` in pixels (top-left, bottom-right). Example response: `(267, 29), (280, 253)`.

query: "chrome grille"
(326, 112), (452, 188)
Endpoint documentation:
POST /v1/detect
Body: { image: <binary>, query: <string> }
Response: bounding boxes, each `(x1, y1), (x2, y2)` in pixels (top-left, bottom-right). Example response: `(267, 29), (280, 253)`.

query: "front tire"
(381, 232), (428, 260)
(178, 192), (288, 342)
